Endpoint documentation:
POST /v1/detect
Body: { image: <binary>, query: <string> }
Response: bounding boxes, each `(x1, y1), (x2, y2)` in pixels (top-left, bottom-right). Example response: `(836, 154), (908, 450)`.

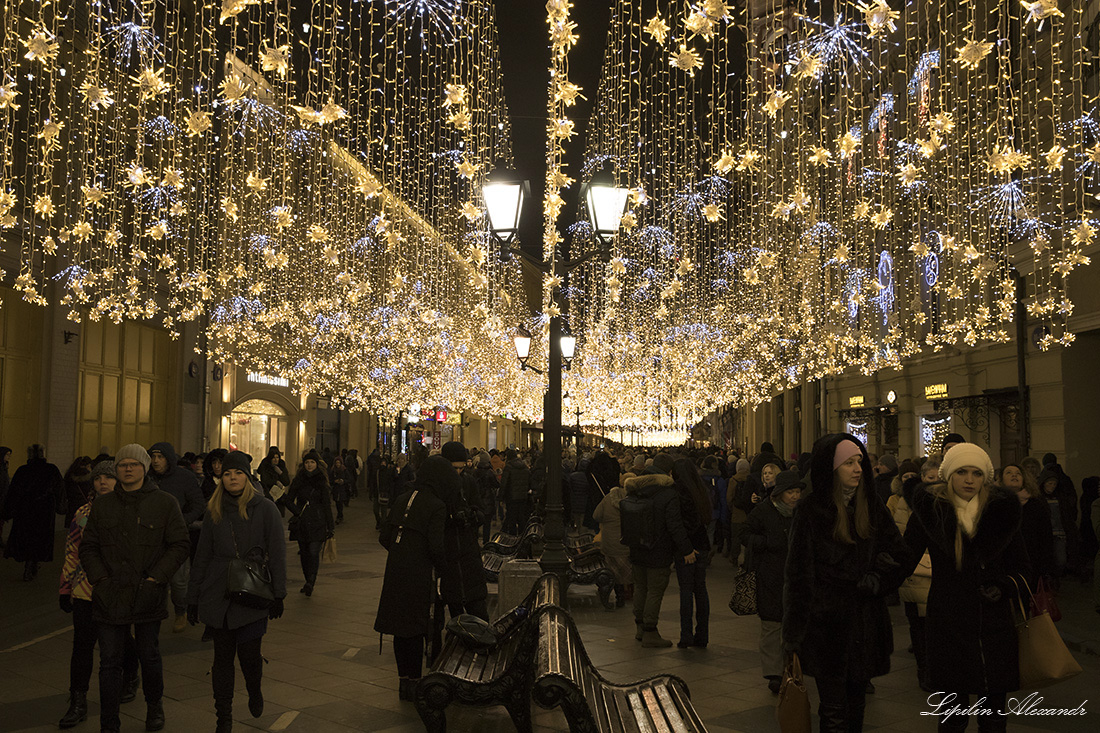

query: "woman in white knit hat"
(902, 442), (1031, 732)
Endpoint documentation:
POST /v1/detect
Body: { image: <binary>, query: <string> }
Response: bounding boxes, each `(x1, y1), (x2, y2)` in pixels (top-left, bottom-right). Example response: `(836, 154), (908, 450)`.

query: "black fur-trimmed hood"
(804, 433), (876, 510)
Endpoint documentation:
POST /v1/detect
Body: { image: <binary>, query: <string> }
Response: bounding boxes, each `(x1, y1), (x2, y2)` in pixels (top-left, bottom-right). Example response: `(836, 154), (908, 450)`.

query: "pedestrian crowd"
(2, 433), (1098, 733)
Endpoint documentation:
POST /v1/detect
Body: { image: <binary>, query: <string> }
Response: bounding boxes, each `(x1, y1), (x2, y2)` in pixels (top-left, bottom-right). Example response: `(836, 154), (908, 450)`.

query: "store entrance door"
(229, 399), (289, 468)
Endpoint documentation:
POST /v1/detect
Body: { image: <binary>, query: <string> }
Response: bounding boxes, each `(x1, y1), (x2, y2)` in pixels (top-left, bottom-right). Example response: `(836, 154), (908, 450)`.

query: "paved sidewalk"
(2, 503), (1098, 732)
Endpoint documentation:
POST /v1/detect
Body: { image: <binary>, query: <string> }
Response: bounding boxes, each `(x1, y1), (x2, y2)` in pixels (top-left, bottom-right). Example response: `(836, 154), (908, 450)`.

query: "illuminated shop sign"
(849, 395), (865, 408)
(247, 372), (289, 388)
(924, 383), (949, 400)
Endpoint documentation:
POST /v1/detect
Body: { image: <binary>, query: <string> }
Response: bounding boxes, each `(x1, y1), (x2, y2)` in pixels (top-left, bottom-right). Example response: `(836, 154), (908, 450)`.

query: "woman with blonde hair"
(783, 434), (911, 732)
(187, 451), (286, 732)
(903, 444), (1030, 732)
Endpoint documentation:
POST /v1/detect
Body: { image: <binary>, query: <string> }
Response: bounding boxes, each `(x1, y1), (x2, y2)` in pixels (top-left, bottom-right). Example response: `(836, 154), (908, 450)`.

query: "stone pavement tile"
(709, 703), (779, 731)
(300, 699), (418, 729)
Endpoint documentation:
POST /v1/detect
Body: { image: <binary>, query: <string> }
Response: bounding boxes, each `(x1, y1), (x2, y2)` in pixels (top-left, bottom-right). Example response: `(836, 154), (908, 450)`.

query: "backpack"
(619, 492), (659, 549)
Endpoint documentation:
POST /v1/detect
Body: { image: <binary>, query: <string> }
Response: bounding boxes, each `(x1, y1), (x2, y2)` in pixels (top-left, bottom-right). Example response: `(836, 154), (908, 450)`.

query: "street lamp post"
(486, 164), (627, 587)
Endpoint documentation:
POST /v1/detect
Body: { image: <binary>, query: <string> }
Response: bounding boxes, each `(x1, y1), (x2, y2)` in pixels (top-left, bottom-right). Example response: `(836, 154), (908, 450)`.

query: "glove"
(856, 572), (881, 597)
(59, 594), (73, 613)
(187, 604), (200, 626)
(978, 583), (1003, 604)
(874, 552), (900, 573)
(269, 598), (284, 620)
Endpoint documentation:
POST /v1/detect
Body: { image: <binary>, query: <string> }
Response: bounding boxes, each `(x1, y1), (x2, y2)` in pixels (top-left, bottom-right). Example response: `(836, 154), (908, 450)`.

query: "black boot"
(145, 699), (165, 731)
(214, 695), (233, 731)
(58, 690), (88, 728)
(818, 702), (849, 733)
(240, 656), (264, 718)
(120, 675), (140, 704)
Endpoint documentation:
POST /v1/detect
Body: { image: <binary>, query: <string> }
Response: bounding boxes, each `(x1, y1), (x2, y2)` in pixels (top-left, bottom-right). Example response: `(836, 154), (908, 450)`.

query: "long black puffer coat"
(903, 481), (1031, 694)
(2, 457), (64, 562)
(287, 469), (334, 543)
(745, 499), (792, 622)
(422, 456), (487, 611)
(374, 475), (448, 638)
(782, 433), (912, 681)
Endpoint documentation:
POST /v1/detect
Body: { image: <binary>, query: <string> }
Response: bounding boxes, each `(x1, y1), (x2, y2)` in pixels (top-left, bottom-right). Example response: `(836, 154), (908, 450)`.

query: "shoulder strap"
(393, 490), (419, 544)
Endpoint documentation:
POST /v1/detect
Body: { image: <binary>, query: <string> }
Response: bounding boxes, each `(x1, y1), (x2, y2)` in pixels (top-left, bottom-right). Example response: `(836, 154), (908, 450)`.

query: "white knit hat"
(939, 443), (994, 483)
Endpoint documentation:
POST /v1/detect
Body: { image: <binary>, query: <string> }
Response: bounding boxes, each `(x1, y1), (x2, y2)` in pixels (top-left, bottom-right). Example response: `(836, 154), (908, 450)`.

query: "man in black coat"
(438, 442), (489, 621)
(80, 444), (190, 733)
(149, 441), (205, 632)
(624, 453), (696, 648)
(1, 444), (64, 580)
(873, 454), (899, 505)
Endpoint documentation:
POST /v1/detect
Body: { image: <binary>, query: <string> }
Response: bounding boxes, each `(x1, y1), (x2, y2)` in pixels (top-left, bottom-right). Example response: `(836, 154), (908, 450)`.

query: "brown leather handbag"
(776, 652), (812, 733)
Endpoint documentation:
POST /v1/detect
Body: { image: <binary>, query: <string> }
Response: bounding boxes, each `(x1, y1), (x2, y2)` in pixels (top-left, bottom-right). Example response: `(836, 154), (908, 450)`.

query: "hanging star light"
(670, 44), (703, 76)
(1044, 144), (1067, 171)
(259, 44), (290, 77)
(837, 131), (861, 158)
(764, 89), (791, 117)
(645, 14), (670, 45)
(22, 28), (59, 63)
(186, 110), (212, 136)
(808, 146), (832, 167)
(0, 82), (19, 110)
(793, 51), (823, 81)
(80, 80), (115, 111)
(956, 39), (995, 70)
(132, 67), (170, 100)
(857, 0), (900, 37)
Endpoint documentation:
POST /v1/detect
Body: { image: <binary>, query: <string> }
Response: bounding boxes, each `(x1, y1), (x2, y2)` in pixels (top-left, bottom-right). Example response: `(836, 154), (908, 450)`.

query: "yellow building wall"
(0, 291), (44, 461)
(77, 320), (175, 456)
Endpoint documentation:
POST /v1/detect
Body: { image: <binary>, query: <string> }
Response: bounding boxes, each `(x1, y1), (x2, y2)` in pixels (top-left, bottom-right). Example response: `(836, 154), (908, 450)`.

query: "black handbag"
(287, 497), (309, 542)
(445, 614), (500, 650)
(226, 521), (275, 610)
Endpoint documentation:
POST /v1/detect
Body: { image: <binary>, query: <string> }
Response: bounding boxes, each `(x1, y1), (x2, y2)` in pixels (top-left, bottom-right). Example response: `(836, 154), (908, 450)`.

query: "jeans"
(70, 599), (137, 692)
(169, 559), (190, 614)
(211, 625), (265, 720)
(299, 540), (323, 585)
(98, 621), (163, 731)
(632, 564), (671, 628)
(815, 674), (867, 733)
(674, 556), (710, 646)
(938, 692), (1008, 732)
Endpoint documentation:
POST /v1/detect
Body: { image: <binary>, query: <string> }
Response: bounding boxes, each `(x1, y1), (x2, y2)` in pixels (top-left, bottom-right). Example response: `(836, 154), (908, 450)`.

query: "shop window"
(919, 413), (952, 458)
(230, 399), (288, 465)
(846, 420), (869, 450)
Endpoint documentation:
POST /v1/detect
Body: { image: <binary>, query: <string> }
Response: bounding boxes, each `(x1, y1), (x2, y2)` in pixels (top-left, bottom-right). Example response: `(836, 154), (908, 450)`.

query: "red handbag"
(1029, 576), (1061, 622)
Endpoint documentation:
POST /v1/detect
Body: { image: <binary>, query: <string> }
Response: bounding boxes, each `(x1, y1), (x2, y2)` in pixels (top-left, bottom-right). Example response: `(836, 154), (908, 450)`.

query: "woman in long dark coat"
(903, 444), (1031, 731)
(782, 434), (911, 733)
(187, 451), (286, 731)
(2, 445), (65, 580)
(374, 455), (448, 701)
(286, 450), (334, 596)
(745, 470), (802, 693)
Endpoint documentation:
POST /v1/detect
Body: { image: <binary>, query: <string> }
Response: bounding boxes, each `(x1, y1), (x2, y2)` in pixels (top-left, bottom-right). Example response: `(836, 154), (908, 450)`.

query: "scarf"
(772, 498), (794, 517)
(841, 484), (857, 504)
(950, 492), (980, 536)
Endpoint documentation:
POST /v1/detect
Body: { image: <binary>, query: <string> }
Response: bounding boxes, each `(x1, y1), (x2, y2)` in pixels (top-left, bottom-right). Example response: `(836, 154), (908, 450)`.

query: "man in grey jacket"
(149, 441), (205, 633)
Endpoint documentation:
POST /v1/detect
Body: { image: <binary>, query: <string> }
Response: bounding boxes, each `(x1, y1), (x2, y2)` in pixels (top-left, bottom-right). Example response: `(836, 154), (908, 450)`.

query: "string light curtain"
(566, 0), (1094, 433)
(1, 0), (540, 421)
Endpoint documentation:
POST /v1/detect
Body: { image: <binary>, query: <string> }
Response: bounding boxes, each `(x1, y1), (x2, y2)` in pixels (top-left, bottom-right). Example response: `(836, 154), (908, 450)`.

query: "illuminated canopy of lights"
(0, 0), (1095, 439)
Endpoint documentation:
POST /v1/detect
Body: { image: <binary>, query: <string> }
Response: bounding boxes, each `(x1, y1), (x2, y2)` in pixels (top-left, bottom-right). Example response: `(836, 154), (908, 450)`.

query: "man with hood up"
(149, 442), (205, 633)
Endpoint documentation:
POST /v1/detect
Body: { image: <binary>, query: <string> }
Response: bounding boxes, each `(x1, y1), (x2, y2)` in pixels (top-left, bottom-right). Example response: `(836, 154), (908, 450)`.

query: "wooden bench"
(566, 551), (616, 610)
(532, 606), (707, 732)
(414, 573), (562, 733)
(484, 518), (544, 557)
(482, 548), (506, 583)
